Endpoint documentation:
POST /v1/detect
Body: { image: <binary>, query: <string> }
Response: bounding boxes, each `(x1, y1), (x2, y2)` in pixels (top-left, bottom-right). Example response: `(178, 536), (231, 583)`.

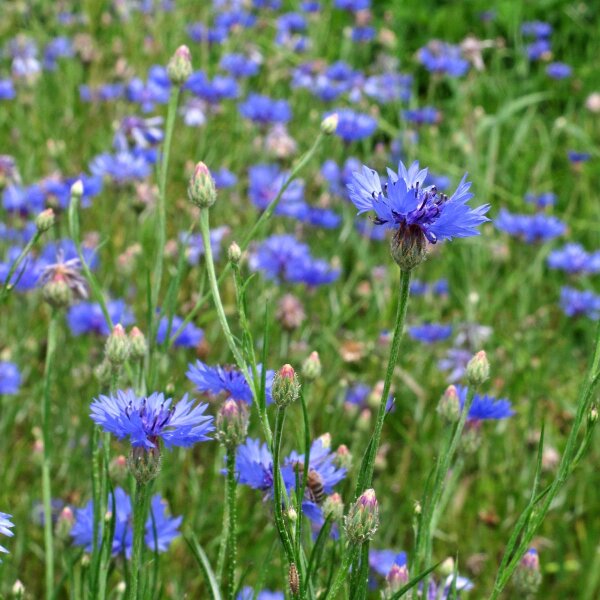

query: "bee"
(295, 463), (325, 505)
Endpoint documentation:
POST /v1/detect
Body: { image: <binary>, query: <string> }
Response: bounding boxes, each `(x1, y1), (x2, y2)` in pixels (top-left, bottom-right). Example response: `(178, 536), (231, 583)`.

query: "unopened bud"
(127, 446), (161, 484)
(321, 113), (339, 135)
(302, 351), (321, 381)
(287, 507), (298, 522)
(70, 179), (84, 198)
(439, 557), (455, 577)
(129, 326), (147, 360)
(318, 432), (331, 449)
(344, 488), (379, 544)
(386, 563), (409, 595)
(11, 580), (25, 599)
(589, 405), (598, 424)
(167, 45), (193, 86)
(466, 350), (489, 386)
(36, 208), (55, 233)
(323, 492), (344, 521)
(216, 399), (249, 448)
(110, 454), (128, 482)
(272, 364), (300, 408)
(43, 278), (73, 309)
(56, 506), (74, 540)
(187, 162), (217, 208)
(288, 563), (300, 596)
(514, 548), (542, 596)
(335, 444), (352, 470)
(105, 323), (131, 366)
(460, 421), (482, 454)
(437, 385), (460, 423)
(228, 241), (242, 264)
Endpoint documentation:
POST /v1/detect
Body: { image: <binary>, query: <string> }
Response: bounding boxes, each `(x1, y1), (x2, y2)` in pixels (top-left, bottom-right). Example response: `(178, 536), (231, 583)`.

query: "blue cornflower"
(67, 300), (134, 336)
(0, 246), (43, 291)
(3, 183), (45, 215)
(302, 1), (321, 12)
(126, 66), (171, 113)
(348, 161), (489, 248)
(546, 62), (571, 79)
(156, 314), (204, 347)
(410, 279), (448, 296)
(213, 168), (237, 189)
(352, 26), (375, 42)
(181, 226), (230, 265)
(220, 53), (260, 78)
(7, 36), (41, 79)
(526, 39), (551, 61)
(71, 487), (181, 557)
(215, 9), (256, 30)
(41, 174), (102, 210)
(321, 157), (362, 198)
(187, 23), (229, 45)
(456, 385), (514, 421)
(187, 360), (274, 405)
(90, 151), (152, 183)
(345, 382), (394, 412)
(0, 362), (21, 395)
(568, 151), (591, 164)
(239, 94), (291, 124)
(335, 0), (370, 10)
(90, 390), (214, 449)
(560, 287), (600, 319)
(0, 512), (14, 561)
(521, 21), (552, 38)
(417, 41), (469, 77)
(43, 36), (73, 70)
(524, 192), (556, 209)
(235, 438), (276, 492)
(369, 549), (407, 577)
(364, 73), (413, 104)
(0, 79), (16, 100)
(425, 574), (474, 599)
(327, 109), (377, 142)
(238, 589), (283, 600)
(40, 239), (98, 270)
(114, 116), (164, 152)
(409, 323), (452, 344)
(80, 82), (125, 102)
(495, 209), (565, 243)
(402, 107), (441, 125)
(438, 348), (473, 383)
(185, 71), (239, 103)
(548, 243), (600, 275)
(248, 164), (305, 215)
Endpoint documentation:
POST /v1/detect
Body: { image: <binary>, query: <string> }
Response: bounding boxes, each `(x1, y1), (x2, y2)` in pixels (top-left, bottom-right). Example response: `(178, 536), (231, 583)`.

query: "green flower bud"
(188, 162), (217, 208)
(322, 492), (344, 521)
(42, 277), (73, 309)
(11, 580), (25, 599)
(70, 179), (84, 198)
(513, 549), (542, 597)
(466, 350), (490, 386)
(301, 351), (321, 381)
(228, 241), (242, 264)
(390, 225), (427, 271)
(216, 399), (249, 448)
(129, 326), (147, 360)
(335, 444), (352, 470)
(320, 113), (339, 135)
(166, 45), (193, 86)
(386, 563), (409, 596)
(344, 488), (379, 544)
(104, 323), (131, 366)
(35, 208), (55, 233)
(272, 364), (300, 408)
(127, 445), (161, 484)
(437, 385), (460, 423)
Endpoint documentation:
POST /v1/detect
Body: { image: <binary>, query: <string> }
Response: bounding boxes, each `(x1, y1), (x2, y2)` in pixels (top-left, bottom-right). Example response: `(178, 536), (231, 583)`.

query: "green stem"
(355, 268), (411, 494)
(147, 86), (180, 368)
(226, 447), (238, 600)
(128, 480), (151, 600)
(42, 310), (59, 599)
(0, 231), (42, 302)
(324, 545), (358, 600)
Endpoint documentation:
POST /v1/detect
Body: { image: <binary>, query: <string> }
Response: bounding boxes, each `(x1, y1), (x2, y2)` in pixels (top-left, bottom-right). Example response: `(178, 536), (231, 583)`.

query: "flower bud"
(228, 241), (242, 264)
(288, 563), (300, 596)
(56, 506), (75, 540)
(386, 563), (409, 595)
(127, 446), (161, 484)
(460, 421), (482, 454)
(466, 350), (489, 386)
(321, 113), (339, 135)
(104, 323), (131, 366)
(216, 399), (249, 448)
(35, 208), (55, 233)
(129, 326), (147, 360)
(335, 444), (352, 470)
(110, 454), (128, 482)
(437, 385), (460, 423)
(322, 492), (344, 521)
(276, 294), (306, 331)
(318, 432), (331, 449)
(589, 405), (598, 424)
(166, 45), (192, 86)
(42, 277), (73, 309)
(302, 351), (321, 381)
(513, 548), (542, 596)
(272, 364), (300, 408)
(11, 580), (25, 599)
(390, 225), (427, 271)
(94, 359), (112, 385)
(70, 179), (84, 198)
(187, 162), (217, 209)
(439, 557), (455, 577)
(344, 488), (379, 544)
(287, 507), (298, 523)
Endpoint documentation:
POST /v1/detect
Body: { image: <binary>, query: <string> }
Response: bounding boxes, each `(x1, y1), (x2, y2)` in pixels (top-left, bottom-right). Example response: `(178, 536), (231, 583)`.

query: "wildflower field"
(1, 0), (600, 598)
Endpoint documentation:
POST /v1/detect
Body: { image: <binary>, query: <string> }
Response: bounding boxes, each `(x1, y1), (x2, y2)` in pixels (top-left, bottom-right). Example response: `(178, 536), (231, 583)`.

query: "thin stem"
(355, 268), (411, 494)
(128, 480), (151, 600)
(324, 545), (358, 600)
(42, 310), (59, 599)
(225, 447), (238, 600)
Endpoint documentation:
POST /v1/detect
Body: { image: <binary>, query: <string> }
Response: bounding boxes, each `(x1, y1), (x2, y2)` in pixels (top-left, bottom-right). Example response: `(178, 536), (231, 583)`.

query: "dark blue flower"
(494, 209), (565, 243)
(185, 71), (239, 103)
(322, 157), (362, 198)
(80, 83), (125, 102)
(220, 53), (260, 78)
(417, 41), (469, 77)
(369, 549), (407, 577)
(2, 184), (45, 215)
(235, 438), (276, 492)
(525, 39), (551, 61)
(327, 109), (376, 142)
(568, 151), (591, 164)
(0, 79), (16, 100)
(409, 323), (452, 344)
(71, 487), (181, 558)
(0, 362), (21, 395)
(456, 385), (514, 421)
(156, 315), (204, 348)
(521, 21), (552, 38)
(560, 287), (600, 319)
(402, 107), (441, 125)
(348, 161), (489, 243)
(524, 192), (556, 209)
(335, 0), (370, 10)
(548, 243), (600, 275)
(546, 62), (571, 79)
(187, 23), (229, 45)
(0, 512), (14, 561)
(180, 226), (230, 265)
(67, 300), (134, 336)
(438, 348), (473, 383)
(364, 73), (412, 104)
(114, 116), (164, 152)
(90, 390), (214, 449)
(0, 246), (43, 291)
(239, 94), (291, 124)
(43, 36), (73, 70)
(126, 66), (171, 113)
(213, 168), (237, 189)
(89, 151), (152, 183)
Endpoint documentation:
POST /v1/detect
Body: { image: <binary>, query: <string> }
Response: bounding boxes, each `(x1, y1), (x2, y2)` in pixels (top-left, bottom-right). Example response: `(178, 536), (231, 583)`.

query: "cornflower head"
(237, 589), (284, 600)
(220, 53), (261, 78)
(187, 360), (275, 405)
(180, 226), (230, 265)
(89, 150), (152, 183)
(348, 161), (489, 269)
(546, 62), (572, 79)
(0, 79), (16, 100)
(369, 549), (407, 578)
(71, 487), (181, 557)
(548, 243), (600, 275)
(0, 362), (21, 395)
(455, 385), (514, 422)
(156, 314), (204, 347)
(38, 250), (88, 309)
(438, 348), (473, 383)
(234, 437), (277, 493)
(113, 116), (164, 152)
(417, 40), (469, 77)
(67, 299), (134, 336)
(424, 574), (474, 599)
(0, 512), (14, 561)
(185, 71), (239, 103)
(326, 108), (377, 142)
(560, 286), (600, 319)
(409, 323), (452, 344)
(524, 192), (556, 209)
(363, 72), (412, 104)
(402, 106), (441, 125)
(495, 209), (565, 243)
(126, 65), (171, 113)
(239, 93), (291, 124)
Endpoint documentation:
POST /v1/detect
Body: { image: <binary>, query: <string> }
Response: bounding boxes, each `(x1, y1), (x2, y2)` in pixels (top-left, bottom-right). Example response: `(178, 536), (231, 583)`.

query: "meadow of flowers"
(1, 0), (600, 598)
